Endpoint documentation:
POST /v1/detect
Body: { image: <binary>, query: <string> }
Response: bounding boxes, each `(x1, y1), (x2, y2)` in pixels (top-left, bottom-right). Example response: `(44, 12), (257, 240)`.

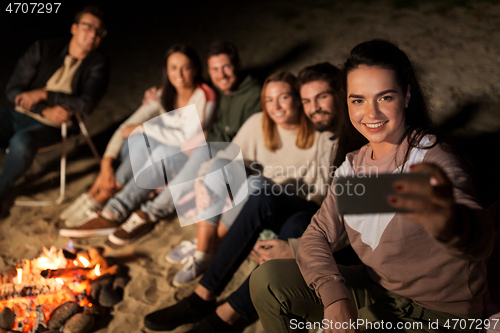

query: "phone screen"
(333, 173), (430, 215)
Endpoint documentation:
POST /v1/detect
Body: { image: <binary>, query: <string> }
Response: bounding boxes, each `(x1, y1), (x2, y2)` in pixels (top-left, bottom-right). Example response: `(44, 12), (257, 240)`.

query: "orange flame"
(78, 256), (90, 267)
(95, 264), (101, 276)
(16, 268), (22, 284)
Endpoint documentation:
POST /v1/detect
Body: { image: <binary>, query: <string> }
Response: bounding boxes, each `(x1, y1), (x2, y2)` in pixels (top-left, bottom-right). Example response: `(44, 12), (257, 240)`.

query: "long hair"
(339, 39), (437, 168)
(160, 44), (203, 112)
(261, 71), (315, 152)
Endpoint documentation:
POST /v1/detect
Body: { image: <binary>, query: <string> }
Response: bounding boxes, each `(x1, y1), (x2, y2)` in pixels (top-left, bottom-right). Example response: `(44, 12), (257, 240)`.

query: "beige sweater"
(198, 112), (336, 205)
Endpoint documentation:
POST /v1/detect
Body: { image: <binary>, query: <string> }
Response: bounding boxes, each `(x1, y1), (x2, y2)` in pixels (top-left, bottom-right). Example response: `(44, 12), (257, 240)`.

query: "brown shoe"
(59, 212), (119, 238)
(108, 210), (155, 246)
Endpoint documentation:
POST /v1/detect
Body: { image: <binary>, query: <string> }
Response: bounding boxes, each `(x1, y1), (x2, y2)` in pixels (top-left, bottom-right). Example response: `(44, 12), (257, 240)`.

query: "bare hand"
(195, 179), (213, 211)
(252, 239), (294, 264)
(142, 86), (160, 105)
(324, 299), (359, 333)
(388, 163), (455, 239)
(121, 124), (140, 138)
(15, 89), (47, 110)
(41, 106), (71, 125)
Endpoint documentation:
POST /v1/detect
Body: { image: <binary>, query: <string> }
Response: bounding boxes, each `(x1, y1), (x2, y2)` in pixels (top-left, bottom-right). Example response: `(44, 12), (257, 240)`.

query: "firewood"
(0, 308), (15, 330)
(47, 302), (81, 330)
(62, 313), (94, 333)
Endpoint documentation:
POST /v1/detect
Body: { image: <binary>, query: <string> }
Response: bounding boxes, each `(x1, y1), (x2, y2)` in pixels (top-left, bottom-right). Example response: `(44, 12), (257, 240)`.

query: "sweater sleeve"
(103, 102), (162, 159)
(424, 147), (495, 260)
(296, 185), (350, 309)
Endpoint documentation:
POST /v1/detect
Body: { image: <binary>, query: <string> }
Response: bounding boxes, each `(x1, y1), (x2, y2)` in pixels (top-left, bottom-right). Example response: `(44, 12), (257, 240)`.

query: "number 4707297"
(6, 3), (61, 14)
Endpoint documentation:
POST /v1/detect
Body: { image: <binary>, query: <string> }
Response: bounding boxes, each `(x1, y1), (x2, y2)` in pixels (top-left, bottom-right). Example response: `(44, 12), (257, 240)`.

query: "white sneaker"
(59, 193), (90, 220)
(61, 194), (103, 228)
(172, 254), (211, 287)
(165, 239), (198, 264)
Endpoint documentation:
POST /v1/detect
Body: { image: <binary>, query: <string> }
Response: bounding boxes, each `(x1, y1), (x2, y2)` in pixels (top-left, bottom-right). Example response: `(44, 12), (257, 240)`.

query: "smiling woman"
(261, 70), (315, 151)
(250, 40), (495, 333)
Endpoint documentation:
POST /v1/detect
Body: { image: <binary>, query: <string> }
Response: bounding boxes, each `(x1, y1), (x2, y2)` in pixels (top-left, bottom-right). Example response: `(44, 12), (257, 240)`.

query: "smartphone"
(333, 172), (430, 215)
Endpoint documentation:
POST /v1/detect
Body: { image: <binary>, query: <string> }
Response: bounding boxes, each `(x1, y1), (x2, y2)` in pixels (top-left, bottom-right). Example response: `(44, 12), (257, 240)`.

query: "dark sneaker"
(59, 212), (119, 238)
(108, 210), (154, 246)
(144, 293), (216, 331)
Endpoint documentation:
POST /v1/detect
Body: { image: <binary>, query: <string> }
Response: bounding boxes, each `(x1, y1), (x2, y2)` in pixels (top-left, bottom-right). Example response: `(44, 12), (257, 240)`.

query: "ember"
(0, 246), (128, 333)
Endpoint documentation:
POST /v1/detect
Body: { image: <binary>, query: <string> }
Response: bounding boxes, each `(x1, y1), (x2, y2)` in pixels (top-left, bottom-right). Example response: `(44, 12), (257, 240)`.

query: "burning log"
(40, 269), (90, 279)
(0, 307), (15, 330)
(98, 286), (121, 308)
(47, 302), (81, 331)
(0, 279), (62, 300)
(0, 246), (129, 333)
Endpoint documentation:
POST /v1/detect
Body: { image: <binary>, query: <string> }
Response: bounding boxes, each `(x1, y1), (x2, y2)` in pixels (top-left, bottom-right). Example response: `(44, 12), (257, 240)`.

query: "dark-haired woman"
(249, 40), (494, 333)
(60, 44), (215, 227)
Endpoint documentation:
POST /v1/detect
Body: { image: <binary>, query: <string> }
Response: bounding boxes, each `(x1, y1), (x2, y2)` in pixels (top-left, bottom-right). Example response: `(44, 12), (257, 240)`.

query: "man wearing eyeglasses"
(0, 6), (109, 213)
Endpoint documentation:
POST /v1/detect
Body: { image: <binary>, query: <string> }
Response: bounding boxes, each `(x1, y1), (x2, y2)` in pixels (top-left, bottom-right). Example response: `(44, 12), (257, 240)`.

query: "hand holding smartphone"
(333, 172), (431, 215)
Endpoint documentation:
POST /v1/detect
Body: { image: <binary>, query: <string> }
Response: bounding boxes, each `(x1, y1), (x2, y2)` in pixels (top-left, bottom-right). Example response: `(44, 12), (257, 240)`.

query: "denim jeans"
(0, 109), (62, 200)
(104, 137), (188, 223)
(141, 143), (226, 222)
(114, 140), (133, 186)
(198, 187), (319, 320)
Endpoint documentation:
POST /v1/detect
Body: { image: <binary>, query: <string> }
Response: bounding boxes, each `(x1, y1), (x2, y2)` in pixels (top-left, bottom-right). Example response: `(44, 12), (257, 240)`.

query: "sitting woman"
(144, 70), (336, 332)
(59, 44), (215, 227)
(250, 40), (494, 333)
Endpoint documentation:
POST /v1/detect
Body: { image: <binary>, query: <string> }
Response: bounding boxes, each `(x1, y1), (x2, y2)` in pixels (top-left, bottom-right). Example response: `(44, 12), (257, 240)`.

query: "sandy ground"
(1, 0), (500, 332)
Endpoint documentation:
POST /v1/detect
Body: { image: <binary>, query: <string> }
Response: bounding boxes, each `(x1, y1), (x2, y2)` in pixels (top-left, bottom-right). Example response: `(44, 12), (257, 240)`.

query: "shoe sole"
(172, 273), (203, 288)
(107, 227), (153, 246)
(59, 228), (117, 238)
(144, 319), (190, 332)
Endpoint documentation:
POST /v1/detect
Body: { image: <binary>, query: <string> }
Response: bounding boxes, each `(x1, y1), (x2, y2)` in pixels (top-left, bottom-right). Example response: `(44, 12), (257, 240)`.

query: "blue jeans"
(114, 140), (133, 186)
(0, 109), (62, 200)
(198, 188), (319, 320)
(141, 143), (226, 222)
(104, 137), (188, 223)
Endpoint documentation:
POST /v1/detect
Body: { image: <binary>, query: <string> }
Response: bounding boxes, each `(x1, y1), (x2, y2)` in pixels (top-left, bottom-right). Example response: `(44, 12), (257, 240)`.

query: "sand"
(1, 0), (500, 332)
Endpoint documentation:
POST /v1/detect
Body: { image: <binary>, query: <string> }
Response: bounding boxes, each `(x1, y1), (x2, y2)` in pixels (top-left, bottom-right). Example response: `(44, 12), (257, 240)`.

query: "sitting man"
(59, 41), (262, 244)
(0, 5), (109, 211)
(143, 63), (348, 333)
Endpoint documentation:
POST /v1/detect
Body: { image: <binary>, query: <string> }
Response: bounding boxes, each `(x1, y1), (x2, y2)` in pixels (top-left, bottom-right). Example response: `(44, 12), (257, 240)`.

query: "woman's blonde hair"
(261, 70), (315, 151)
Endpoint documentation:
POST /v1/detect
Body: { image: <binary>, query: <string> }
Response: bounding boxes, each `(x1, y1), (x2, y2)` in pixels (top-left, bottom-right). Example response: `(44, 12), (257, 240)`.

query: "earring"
(405, 104), (408, 108)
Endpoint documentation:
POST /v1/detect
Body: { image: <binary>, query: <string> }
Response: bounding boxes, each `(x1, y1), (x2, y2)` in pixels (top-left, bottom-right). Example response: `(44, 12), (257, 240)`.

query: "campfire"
(0, 245), (129, 333)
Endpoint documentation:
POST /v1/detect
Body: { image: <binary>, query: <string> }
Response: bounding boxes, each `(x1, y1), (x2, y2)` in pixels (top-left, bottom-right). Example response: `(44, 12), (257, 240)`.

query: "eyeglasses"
(79, 21), (107, 38)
